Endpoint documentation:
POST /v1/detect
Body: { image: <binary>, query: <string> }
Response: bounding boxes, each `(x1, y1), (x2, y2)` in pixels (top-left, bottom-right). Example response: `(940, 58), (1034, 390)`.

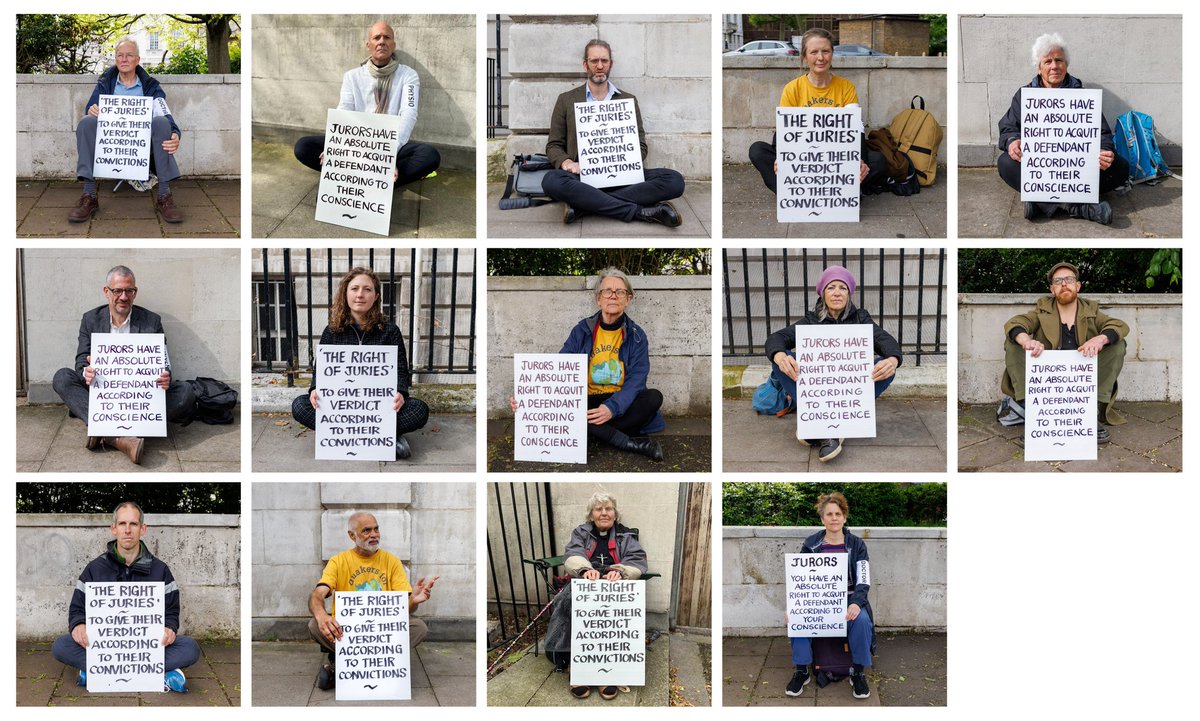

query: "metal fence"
(487, 56), (505, 139)
(487, 482), (555, 652)
(723, 248), (947, 366)
(252, 248), (476, 386)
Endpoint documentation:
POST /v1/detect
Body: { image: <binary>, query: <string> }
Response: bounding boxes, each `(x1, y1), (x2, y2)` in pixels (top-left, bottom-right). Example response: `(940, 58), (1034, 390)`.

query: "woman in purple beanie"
(762, 265), (902, 462)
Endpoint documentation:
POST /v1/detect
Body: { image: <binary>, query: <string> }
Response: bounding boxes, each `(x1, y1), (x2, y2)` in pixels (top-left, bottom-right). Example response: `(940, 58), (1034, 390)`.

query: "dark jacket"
(72, 305), (168, 374)
(997, 73), (1114, 154)
(546, 84), (649, 169)
(86, 64), (181, 138)
(763, 303), (903, 367)
(801, 527), (872, 621)
(563, 522), (649, 580)
(67, 540), (182, 633)
(560, 311), (665, 433)
(310, 322), (414, 398)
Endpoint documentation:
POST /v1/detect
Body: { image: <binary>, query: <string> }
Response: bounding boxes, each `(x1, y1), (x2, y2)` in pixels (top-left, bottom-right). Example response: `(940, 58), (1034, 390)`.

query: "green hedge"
(17, 483), (240, 515)
(958, 248), (1181, 294)
(723, 482), (946, 527)
(487, 248), (710, 277)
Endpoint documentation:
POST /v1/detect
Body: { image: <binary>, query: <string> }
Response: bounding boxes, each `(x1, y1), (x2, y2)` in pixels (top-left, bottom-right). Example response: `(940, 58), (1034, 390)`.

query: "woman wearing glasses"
(510, 267), (665, 461)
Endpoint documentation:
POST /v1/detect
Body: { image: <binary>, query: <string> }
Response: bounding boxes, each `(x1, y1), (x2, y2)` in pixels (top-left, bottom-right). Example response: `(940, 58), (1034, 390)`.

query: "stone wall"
(958, 14), (1183, 166)
(252, 482), (475, 641)
(502, 14), (712, 180)
(22, 249), (241, 403)
(17, 513), (241, 640)
(723, 56), (947, 164)
(957, 293), (1182, 403)
(16, 74), (240, 179)
(251, 14), (476, 170)
(487, 275), (712, 419)
(723, 526), (947, 634)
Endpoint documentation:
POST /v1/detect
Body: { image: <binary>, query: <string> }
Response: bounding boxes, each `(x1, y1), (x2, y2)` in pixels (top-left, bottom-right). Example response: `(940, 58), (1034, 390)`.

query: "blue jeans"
(52, 632), (201, 674)
(790, 607), (873, 667)
(770, 351), (895, 406)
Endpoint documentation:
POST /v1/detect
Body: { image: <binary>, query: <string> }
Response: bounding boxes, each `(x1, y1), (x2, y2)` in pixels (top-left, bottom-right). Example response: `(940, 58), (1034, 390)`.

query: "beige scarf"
(363, 55), (400, 114)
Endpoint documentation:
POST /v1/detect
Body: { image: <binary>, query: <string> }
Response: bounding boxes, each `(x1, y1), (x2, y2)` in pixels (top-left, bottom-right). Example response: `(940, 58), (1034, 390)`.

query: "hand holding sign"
(574, 99), (644, 188)
(87, 333), (168, 437)
(513, 353), (587, 464)
(335, 591), (411, 701)
(1023, 350), (1098, 461)
(785, 553), (849, 637)
(315, 344), (398, 461)
(793, 324), (877, 439)
(1020, 87), (1102, 203)
(93, 95), (152, 181)
(85, 582), (165, 693)
(776, 107), (861, 222)
(570, 579), (646, 686)
(315, 109), (403, 236)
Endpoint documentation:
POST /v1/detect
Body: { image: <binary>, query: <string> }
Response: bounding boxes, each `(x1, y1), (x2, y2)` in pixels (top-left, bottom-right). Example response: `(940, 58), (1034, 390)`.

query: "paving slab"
(486, 417), (711, 473)
(487, 181), (713, 239)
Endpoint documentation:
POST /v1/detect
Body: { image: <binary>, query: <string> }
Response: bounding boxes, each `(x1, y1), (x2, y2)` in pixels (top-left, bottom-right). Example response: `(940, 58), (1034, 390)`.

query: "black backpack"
(183, 377), (238, 425)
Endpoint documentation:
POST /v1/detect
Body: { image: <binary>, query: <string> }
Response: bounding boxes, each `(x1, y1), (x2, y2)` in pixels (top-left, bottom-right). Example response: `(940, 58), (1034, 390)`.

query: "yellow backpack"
(889, 96), (944, 187)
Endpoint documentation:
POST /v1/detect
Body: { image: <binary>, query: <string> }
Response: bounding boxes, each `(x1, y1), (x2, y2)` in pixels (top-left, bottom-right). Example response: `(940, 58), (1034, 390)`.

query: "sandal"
(599, 686), (619, 700)
(570, 685), (591, 699)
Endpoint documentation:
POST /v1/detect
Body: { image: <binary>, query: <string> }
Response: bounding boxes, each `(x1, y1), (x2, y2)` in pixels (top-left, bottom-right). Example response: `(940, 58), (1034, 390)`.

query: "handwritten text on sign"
(574, 99), (644, 188)
(87, 332), (167, 437)
(785, 553), (848, 638)
(316, 344), (397, 461)
(794, 324), (876, 439)
(335, 591), (411, 701)
(1020, 88), (1102, 203)
(513, 353), (587, 464)
(776, 107), (861, 222)
(571, 579), (645, 686)
(93, 95), (152, 181)
(316, 109), (402, 236)
(1024, 350), (1097, 461)
(86, 582), (164, 692)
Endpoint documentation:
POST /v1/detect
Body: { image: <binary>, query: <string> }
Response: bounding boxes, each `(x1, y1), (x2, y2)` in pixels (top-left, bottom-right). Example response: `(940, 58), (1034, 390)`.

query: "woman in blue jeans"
(763, 265), (902, 462)
(786, 491), (874, 700)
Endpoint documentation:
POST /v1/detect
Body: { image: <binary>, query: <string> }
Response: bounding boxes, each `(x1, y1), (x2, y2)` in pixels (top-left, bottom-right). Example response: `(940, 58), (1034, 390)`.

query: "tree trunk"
(205, 17), (232, 74)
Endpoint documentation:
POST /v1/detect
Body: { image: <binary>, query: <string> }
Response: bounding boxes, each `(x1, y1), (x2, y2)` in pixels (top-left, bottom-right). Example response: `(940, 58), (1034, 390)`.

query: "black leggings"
(294, 138), (441, 188)
(749, 140), (886, 195)
(587, 389), (663, 445)
(997, 151), (1129, 194)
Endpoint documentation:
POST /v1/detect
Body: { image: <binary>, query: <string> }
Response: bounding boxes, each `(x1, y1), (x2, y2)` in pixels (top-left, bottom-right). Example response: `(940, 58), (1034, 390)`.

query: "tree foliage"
(17, 483), (240, 515)
(958, 248), (1182, 294)
(921, 14), (947, 55)
(487, 249), (711, 277)
(723, 482), (946, 527)
(17, 14), (120, 73)
(748, 15), (808, 41)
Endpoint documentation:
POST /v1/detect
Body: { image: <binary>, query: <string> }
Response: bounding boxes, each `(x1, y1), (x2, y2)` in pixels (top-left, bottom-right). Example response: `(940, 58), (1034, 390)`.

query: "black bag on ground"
(499, 153), (555, 209)
(812, 637), (854, 687)
(866, 128), (920, 196)
(182, 377), (238, 425)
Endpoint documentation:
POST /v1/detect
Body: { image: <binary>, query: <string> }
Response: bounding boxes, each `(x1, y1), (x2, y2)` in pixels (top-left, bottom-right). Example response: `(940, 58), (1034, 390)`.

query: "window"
(148, 33), (160, 51)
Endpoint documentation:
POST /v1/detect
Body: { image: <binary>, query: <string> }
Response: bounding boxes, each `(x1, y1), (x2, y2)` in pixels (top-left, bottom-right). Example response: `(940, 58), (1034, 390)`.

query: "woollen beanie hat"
(816, 265), (857, 297)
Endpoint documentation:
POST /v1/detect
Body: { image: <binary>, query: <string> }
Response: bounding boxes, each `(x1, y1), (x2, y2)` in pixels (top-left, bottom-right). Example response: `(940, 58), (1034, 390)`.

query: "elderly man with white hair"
(996, 32), (1130, 225)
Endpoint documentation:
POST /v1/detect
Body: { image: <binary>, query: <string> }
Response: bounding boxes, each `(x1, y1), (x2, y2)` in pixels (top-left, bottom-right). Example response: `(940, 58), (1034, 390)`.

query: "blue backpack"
(752, 375), (793, 416)
(1113, 111), (1176, 185)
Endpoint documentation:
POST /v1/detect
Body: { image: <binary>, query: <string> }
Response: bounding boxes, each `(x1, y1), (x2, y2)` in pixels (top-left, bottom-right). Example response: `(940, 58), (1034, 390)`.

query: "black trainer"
(785, 665), (810, 696)
(1023, 201), (1037, 220)
(316, 659), (335, 690)
(1068, 200), (1113, 225)
(849, 668), (870, 699)
(395, 435), (412, 459)
(817, 438), (843, 462)
(1097, 424), (1110, 444)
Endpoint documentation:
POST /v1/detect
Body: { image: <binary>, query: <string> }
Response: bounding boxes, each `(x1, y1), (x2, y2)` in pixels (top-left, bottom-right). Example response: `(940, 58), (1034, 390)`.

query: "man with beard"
(541, 39), (685, 226)
(307, 511), (438, 690)
(999, 261), (1128, 442)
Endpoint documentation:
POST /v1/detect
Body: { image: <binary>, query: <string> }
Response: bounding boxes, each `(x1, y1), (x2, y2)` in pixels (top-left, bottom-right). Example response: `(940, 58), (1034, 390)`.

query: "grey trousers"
(1004, 337), (1126, 405)
(76, 115), (181, 184)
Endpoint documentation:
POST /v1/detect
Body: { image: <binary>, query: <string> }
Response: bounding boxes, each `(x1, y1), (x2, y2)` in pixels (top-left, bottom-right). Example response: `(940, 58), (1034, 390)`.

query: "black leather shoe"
(620, 436), (663, 461)
(563, 205), (586, 224)
(1023, 201), (1037, 220)
(636, 201), (682, 227)
(395, 435), (412, 460)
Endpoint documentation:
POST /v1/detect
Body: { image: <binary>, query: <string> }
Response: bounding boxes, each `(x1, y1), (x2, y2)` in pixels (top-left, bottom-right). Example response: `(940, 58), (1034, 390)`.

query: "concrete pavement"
(486, 416), (712, 473)
(17, 178), (239, 238)
(17, 639), (240, 707)
(252, 140), (475, 238)
(251, 640), (474, 706)
(722, 163), (947, 239)
(958, 401), (1182, 472)
(486, 180), (712, 238)
(957, 167), (1183, 238)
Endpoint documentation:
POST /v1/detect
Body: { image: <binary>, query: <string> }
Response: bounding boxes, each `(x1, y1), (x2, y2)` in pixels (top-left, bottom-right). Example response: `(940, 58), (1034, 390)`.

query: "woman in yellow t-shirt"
(748, 28), (886, 195)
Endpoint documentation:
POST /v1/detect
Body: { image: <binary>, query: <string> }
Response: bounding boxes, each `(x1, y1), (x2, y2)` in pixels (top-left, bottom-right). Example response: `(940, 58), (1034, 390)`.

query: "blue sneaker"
(77, 669), (86, 687)
(164, 668), (188, 693)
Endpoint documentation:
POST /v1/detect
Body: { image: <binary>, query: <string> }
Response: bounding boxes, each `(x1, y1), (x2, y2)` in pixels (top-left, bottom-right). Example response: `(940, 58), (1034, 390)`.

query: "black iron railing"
(487, 482), (555, 652)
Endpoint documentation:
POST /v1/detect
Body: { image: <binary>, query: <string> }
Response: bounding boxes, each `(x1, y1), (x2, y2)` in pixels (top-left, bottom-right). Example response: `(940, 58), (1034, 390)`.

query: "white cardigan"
(337, 62), (420, 147)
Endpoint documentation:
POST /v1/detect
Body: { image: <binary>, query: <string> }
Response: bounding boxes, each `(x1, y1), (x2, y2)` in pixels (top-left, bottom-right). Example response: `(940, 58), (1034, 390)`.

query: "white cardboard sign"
(87, 332), (168, 437)
(1024, 350), (1098, 461)
(315, 344), (398, 461)
(785, 553), (848, 638)
(794, 324), (876, 439)
(316, 109), (403, 236)
(93, 94), (152, 181)
(574, 98), (644, 188)
(85, 581), (165, 693)
(335, 591), (411, 701)
(1020, 87), (1102, 203)
(570, 579), (645, 686)
(513, 353), (587, 464)
(776, 106), (861, 222)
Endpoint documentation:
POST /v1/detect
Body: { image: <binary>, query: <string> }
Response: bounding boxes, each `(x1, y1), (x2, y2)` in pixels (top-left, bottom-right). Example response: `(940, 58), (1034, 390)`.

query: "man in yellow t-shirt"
(307, 511), (439, 691)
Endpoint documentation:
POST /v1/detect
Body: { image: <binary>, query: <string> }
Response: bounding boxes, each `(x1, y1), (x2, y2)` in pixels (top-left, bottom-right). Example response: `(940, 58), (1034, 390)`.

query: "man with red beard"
(999, 262), (1128, 442)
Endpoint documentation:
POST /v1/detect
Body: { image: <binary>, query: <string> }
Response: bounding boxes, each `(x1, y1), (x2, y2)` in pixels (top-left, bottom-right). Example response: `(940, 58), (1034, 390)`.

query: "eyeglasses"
(598, 289), (631, 299)
(1050, 276), (1077, 286)
(106, 287), (138, 296)
(115, 53), (138, 60)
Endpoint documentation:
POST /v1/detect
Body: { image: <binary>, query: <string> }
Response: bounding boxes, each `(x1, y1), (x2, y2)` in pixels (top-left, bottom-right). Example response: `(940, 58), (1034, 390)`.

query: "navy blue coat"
(86, 65), (181, 138)
(560, 311), (665, 434)
(67, 540), (182, 633)
(997, 73), (1114, 154)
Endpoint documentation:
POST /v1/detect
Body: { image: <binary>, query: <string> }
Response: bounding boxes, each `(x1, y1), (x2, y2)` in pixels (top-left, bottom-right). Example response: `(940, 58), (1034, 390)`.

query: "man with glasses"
(51, 265), (195, 464)
(542, 39), (686, 227)
(70, 37), (185, 224)
(999, 261), (1128, 442)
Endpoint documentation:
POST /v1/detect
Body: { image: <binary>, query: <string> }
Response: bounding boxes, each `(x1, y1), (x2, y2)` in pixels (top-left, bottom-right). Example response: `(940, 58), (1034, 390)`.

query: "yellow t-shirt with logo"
(589, 325), (625, 394)
(779, 74), (859, 108)
(318, 548), (412, 613)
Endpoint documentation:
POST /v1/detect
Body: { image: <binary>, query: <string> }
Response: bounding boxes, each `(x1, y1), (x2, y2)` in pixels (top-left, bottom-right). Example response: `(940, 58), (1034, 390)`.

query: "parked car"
(725, 40), (799, 57)
(833, 44), (890, 57)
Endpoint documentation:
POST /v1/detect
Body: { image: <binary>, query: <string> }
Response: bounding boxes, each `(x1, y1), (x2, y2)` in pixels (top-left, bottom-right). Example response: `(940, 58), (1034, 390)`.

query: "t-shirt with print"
(779, 74), (859, 108)
(318, 548), (412, 614)
(589, 323), (625, 395)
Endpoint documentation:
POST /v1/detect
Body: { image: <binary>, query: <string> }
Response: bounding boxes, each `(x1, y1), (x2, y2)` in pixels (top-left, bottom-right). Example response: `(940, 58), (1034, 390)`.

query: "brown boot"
(107, 436), (145, 465)
(155, 193), (183, 223)
(67, 193), (99, 222)
(86, 436), (102, 450)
